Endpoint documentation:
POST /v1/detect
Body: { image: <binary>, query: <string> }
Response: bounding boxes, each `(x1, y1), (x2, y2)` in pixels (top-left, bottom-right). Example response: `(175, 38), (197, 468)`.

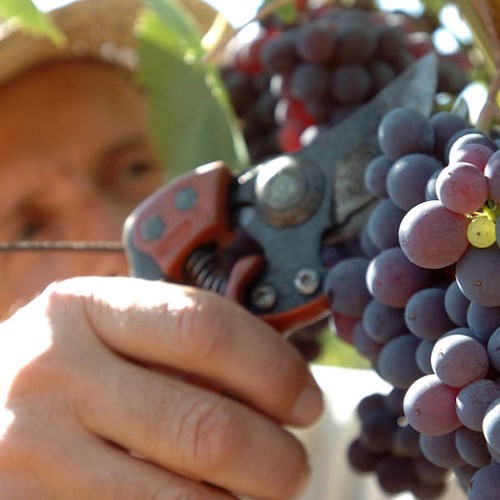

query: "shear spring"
(183, 246), (231, 293)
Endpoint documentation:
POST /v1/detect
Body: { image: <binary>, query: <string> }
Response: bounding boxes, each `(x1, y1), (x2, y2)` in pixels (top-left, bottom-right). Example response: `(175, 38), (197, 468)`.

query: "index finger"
(46, 277), (324, 427)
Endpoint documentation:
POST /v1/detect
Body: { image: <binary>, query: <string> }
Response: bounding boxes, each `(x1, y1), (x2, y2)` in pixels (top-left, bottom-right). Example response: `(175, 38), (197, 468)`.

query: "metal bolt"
(174, 186), (198, 212)
(140, 215), (165, 241)
(294, 269), (320, 295)
(251, 285), (277, 311)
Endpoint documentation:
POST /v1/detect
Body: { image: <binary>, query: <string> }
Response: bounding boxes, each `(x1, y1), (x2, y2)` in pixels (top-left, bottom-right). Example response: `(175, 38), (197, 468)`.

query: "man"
(0, 1), (323, 498)
(0, 1), (468, 499)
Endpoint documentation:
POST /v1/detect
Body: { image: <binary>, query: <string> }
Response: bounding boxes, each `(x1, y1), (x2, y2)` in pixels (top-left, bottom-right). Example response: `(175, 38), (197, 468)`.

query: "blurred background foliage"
(0, 0), (498, 368)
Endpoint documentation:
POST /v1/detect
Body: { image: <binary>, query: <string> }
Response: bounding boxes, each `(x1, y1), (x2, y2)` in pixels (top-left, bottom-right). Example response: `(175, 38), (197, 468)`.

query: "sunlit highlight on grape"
(467, 216), (496, 248)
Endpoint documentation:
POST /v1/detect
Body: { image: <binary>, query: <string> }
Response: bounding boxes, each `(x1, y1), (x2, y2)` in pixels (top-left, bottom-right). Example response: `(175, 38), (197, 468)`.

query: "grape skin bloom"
(456, 246), (500, 307)
(436, 162), (488, 215)
(398, 200), (469, 269)
(404, 374), (461, 436)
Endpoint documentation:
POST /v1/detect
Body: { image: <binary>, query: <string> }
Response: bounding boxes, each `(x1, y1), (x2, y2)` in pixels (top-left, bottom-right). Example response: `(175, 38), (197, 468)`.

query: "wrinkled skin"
(0, 61), (323, 499)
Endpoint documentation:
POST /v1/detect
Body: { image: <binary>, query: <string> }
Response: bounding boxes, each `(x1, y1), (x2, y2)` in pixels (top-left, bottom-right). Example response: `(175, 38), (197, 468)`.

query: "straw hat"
(0, 0), (224, 86)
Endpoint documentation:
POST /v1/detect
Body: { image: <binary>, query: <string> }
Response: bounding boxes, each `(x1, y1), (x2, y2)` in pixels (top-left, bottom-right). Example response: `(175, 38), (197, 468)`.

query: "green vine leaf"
(136, 1), (248, 175)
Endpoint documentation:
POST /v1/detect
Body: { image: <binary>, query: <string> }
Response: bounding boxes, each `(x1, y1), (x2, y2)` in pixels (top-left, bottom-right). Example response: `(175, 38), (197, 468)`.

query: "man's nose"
(70, 207), (130, 276)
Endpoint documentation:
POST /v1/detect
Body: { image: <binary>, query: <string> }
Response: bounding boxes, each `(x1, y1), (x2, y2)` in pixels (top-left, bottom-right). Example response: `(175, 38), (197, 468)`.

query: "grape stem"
(476, 66), (500, 133)
(480, 198), (500, 222)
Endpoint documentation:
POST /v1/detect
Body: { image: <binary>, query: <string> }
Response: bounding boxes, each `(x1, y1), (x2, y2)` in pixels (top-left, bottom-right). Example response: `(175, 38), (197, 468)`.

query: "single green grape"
(467, 216), (496, 248)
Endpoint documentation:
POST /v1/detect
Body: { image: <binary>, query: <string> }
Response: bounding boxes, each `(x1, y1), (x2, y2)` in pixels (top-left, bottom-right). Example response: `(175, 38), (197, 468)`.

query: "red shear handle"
(125, 161), (236, 282)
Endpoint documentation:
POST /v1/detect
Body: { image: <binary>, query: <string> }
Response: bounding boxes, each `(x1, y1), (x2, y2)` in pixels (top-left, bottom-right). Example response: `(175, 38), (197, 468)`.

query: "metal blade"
(296, 52), (438, 242)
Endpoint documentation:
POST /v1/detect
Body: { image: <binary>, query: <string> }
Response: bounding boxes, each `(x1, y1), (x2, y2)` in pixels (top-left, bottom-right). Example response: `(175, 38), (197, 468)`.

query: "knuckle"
(175, 292), (233, 363)
(177, 396), (241, 471)
(39, 278), (86, 321)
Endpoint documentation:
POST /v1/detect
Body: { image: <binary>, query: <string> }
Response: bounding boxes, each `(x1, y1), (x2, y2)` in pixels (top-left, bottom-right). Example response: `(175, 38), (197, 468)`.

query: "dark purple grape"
(392, 424), (421, 458)
(487, 327), (500, 372)
(404, 288), (456, 341)
(366, 247), (433, 308)
(410, 481), (446, 499)
(443, 127), (478, 162)
(436, 57), (470, 95)
(324, 257), (371, 317)
(378, 334), (423, 389)
(367, 199), (406, 250)
(404, 374), (461, 436)
(376, 456), (417, 495)
(455, 426), (492, 468)
(456, 379), (500, 431)
(357, 392), (387, 419)
(336, 19), (377, 63)
(384, 387), (406, 416)
(289, 62), (330, 102)
(430, 111), (469, 162)
(222, 70), (255, 115)
(431, 333), (489, 388)
(424, 168), (441, 201)
(362, 299), (406, 344)
(419, 431), (466, 468)
(414, 456), (450, 486)
(378, 107), (435, 161)
(261, 31), (300, 74)
(436, 161), (488, 215)
(415, 339), (435, 375)
(444, 281), (470, 327)
(347, 438), (387, 473)
(453, 463), (478, 491)
(451, 142), (495, 171)
(360, 410), (398, 452)
(468, 463), (500, 499)
(386, 153), (442, 211)
(483, 398), (500, 455)
(375, 24), (406, 63)
(353, 321), (383, 363)
(467, 303), (500, 342)
(391, 50), (416, 73)
(320, 242), (345, 268)
(447, 132), (498, 164)
(488, 442), (500, 462)
(359, 224), (380, 258)
(484, 150), (500, 203)
(331, 64), (371, 103)
(369, 61), (396, 93)
(305, 96), (334, 122)
(363, 154), (392, 198)
(456, 246), (500, 307)
(295, 18), (336, 63)
(399, 200), (469, 270)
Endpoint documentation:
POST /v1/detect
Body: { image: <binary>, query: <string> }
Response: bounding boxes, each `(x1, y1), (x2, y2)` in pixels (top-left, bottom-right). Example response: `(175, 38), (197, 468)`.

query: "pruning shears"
(123, 53), (438, 335)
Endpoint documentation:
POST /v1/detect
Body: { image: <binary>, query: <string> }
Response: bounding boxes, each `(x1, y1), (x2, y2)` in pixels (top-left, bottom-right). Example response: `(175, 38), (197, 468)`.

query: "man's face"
(0, 60), (165, 317)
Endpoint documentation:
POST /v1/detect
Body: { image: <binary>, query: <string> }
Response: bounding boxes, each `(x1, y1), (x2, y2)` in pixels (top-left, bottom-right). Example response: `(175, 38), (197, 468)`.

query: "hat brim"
(0, 0), (222, 86)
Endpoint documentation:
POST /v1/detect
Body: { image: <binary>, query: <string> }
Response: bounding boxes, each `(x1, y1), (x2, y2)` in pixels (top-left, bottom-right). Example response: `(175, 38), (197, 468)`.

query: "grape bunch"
(220, 0), (470, 162)
(323, 106), (500, 498)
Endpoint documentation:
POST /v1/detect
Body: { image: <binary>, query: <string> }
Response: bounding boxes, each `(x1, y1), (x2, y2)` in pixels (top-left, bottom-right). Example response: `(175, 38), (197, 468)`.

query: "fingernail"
(290, 377), (323, 426)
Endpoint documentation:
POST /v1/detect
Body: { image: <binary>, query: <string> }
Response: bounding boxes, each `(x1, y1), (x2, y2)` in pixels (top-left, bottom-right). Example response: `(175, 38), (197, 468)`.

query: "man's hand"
(0, 277), (323, 499)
